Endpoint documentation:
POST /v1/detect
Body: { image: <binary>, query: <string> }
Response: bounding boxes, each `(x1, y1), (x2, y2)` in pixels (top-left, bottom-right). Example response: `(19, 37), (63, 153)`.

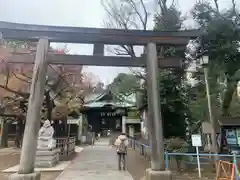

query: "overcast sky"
(0, 0), (237, 84)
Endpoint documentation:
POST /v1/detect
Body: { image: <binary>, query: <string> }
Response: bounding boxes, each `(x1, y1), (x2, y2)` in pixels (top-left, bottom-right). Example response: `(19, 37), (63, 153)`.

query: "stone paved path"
(56, 139), (133, 180)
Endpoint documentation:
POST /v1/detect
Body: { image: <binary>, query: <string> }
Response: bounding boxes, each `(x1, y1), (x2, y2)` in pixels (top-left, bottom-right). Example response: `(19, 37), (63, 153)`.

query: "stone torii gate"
(0, 21), (201, 180)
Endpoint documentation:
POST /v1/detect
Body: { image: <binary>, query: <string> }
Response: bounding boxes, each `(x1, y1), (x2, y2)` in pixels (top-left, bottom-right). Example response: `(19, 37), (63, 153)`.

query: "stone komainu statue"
(37, 120), (56, 150)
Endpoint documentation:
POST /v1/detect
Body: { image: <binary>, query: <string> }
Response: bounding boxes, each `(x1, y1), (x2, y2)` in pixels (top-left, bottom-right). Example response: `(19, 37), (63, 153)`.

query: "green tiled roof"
(83, 90), (135, 108)
(83, 101), (134, 108)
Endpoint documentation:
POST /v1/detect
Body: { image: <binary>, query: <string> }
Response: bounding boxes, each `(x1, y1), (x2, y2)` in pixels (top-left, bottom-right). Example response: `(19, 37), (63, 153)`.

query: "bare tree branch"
(0, 85), (28, 97)
(102, 0), (150, 57)
(140, 0), (149, 29)
(102, 0), (150, 81)
(52, 85), (72, 100)
(4, 64), (10, 87)
(129, 68), (146, 80)
(213, 0), (220, 13)
(127, 0), (148, 30)
(232, 0), (236, 15)
(12, 72), (31, 84)
(48, 65), (73, 89)
(158, 0), (168, 14)
(20, 71), (32, 80)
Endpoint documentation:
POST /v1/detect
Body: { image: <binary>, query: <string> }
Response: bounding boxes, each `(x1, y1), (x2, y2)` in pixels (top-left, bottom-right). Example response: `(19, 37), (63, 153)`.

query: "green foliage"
(228, 92), (240, 117)
(109, 72), (141, 105)
(109, 73), (141, 96)
(135, 3), (189, 138)
(159, 70), (188, 138)
(154, 5), (183, 31)
(135, 4), (189, 138)
(165, 137), (189, 152)
(191, 1), (240, 117)
(153, 4), (188, 138)
(165, 137), (189, 171)
(188, 80), (222, 124)
(127, 110), (140, 119)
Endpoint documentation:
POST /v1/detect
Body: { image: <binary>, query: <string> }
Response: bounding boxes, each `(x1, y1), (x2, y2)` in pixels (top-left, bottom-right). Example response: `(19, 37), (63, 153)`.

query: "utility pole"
(203, 65), (218, 155)
(198, 38), (218, 157)
(200, 54), (218, 160)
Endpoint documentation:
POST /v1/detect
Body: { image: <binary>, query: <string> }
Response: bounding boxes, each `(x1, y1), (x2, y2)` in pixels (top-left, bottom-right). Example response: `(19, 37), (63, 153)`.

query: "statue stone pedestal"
(35, 120), (60, 168)
(9, 172), (41, 180)
(144, 169), (172, 180)
(35, 149), (60, 168)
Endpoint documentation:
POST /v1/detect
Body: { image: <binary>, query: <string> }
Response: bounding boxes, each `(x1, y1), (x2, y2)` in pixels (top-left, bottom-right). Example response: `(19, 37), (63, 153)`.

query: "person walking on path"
(114, 133), (128, 170)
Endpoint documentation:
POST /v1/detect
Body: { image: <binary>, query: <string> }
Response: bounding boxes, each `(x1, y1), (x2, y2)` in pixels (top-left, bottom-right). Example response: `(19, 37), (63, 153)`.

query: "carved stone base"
(144, 169), (172, 180)
(35, 149), (60, 168)
(37, 139), (56, 150)
(9, 172), (40, 180)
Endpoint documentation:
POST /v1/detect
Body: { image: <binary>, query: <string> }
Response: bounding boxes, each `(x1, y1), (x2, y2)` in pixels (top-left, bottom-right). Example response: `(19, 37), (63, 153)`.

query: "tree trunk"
(15, 119), (23, 148)
(1, 119), (8, 148)
(64, 118), (68, 137)
(221, 79), (237, 116)
(45, 91), (53, 121)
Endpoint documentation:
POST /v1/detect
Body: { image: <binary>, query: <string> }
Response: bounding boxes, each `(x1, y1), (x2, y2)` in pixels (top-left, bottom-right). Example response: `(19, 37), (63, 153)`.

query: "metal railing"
(128, 137), (240, 180)
(128, 138), (151, 159)
(56, 137), (76, 160)
(165, 152), (240, 180)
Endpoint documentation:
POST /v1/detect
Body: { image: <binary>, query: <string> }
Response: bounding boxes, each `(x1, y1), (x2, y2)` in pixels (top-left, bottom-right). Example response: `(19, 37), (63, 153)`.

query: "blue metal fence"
(128, 138), (240, 180)
(165, 152), (239, 180)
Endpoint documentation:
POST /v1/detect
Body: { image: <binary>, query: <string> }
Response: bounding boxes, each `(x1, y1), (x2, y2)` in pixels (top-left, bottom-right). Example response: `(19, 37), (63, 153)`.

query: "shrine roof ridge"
(0, 21), (203, 45)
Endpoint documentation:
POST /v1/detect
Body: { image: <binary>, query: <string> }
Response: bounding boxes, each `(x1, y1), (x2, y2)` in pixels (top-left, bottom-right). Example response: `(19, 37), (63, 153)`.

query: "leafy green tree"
(109, 73), (141, 95)
(191, 0), (240, 117)
(153, 1), (189, 138)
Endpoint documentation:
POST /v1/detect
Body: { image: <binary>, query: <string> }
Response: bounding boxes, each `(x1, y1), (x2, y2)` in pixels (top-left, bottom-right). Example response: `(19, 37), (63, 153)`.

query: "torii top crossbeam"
(0, 21), (202, 45)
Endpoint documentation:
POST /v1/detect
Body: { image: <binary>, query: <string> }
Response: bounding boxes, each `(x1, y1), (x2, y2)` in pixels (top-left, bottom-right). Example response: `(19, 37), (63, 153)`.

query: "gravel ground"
(126, 149), (216, 180)
(126, 149), (150, 180)
(0, 151), (20, 180)
(0, 148), (61, 180)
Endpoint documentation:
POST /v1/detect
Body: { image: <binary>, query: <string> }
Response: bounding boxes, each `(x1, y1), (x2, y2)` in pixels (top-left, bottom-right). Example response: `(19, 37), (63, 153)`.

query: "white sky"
(0, 0), (237, 84)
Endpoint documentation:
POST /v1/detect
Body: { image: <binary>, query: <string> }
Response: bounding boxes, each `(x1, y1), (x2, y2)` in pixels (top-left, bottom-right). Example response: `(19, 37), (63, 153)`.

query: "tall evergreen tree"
(154, 2), (188, 138)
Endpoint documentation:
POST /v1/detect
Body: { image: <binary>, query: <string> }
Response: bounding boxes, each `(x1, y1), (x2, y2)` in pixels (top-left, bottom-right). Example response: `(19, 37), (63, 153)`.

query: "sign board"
(100, 112), (117, 117)
(191, 134), (202, 147)
(68, 119), (79, 124)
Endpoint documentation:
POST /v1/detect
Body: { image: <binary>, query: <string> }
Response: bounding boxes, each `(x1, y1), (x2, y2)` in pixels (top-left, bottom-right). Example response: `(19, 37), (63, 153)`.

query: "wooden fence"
(56, 137), (76, 160)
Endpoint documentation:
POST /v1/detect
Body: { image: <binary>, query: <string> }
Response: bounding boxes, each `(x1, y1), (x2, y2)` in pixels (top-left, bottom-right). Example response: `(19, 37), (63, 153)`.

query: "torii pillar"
(145, 43), (172, 180)
(9, 39), (49, 180)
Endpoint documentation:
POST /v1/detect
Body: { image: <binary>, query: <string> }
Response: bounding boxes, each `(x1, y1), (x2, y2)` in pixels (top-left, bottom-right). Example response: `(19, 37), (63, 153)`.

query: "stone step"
(35, 148), (60, 168)
(35, 154), (58, 161)
(35, 160), (58, 168)
(36, 148), (60, 156)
